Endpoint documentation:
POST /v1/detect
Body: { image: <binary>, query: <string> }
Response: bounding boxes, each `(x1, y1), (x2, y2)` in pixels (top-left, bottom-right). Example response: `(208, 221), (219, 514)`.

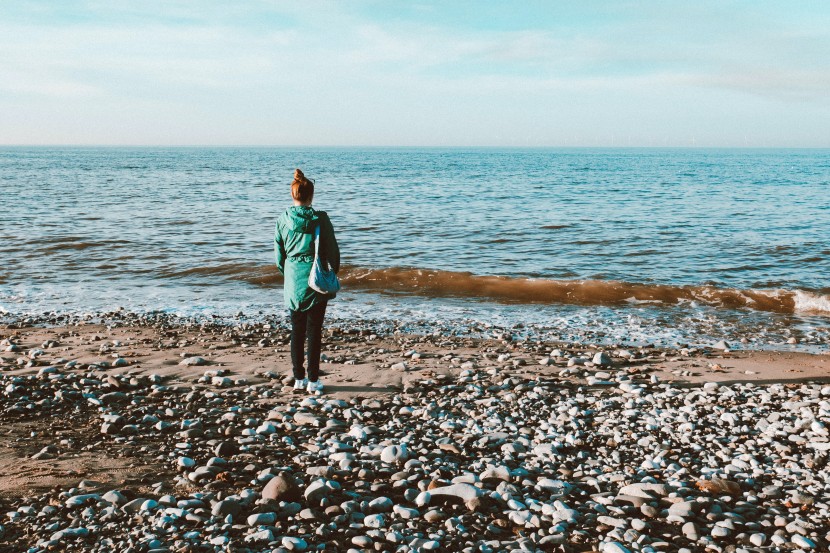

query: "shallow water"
(2, 147), (829, 348)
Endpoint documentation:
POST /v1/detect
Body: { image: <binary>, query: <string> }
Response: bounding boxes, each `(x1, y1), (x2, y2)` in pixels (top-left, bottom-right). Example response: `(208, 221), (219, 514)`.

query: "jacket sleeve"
(322, 214), (340, 273)
(274, 220), (286, 275)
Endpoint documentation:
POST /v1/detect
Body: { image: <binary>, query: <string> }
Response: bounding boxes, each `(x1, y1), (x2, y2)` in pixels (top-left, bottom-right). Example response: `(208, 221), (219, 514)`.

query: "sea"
(1, 147), (829, 350)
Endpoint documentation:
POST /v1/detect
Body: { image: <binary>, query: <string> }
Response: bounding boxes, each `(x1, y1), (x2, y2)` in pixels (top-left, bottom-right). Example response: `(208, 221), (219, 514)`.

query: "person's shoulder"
(276, 207), (293, 223)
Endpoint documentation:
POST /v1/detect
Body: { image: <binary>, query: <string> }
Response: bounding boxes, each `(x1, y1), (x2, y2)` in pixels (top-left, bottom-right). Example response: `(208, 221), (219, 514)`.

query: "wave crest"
(166, 262), (830, 316)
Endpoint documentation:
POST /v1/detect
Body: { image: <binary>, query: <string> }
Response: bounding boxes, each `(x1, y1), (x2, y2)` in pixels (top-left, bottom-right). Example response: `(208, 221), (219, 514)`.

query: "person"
(274, 169), (340, 393)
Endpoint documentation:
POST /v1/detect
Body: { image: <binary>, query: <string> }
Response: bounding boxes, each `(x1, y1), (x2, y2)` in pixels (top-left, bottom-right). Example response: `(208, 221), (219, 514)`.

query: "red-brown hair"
(291, 169), (314, 203)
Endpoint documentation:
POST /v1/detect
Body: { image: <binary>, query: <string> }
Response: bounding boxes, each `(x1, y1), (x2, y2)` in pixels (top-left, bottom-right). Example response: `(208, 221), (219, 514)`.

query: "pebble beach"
(2, 312), (830, 553)
(4, 2), (830, 552)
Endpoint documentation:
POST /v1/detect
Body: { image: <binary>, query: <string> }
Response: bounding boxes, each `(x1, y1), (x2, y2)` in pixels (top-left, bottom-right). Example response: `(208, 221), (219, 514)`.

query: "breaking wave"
(170, 263), (830, 316)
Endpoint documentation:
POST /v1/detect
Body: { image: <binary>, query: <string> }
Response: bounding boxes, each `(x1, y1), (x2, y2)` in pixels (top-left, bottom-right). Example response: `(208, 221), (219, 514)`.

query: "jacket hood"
(283, 205), (321, 233)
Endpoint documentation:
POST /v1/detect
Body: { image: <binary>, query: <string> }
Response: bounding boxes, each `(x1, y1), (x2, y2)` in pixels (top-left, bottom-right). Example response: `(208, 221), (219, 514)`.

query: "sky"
(1, 1), (829, 147)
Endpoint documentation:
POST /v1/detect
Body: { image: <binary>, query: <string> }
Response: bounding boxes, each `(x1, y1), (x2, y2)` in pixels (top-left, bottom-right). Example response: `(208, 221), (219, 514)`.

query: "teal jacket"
(274, 206), (340, 311)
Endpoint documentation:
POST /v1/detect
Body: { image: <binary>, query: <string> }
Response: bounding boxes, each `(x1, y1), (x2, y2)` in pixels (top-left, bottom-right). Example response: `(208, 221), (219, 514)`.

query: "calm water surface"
(1, 147), (829, 348)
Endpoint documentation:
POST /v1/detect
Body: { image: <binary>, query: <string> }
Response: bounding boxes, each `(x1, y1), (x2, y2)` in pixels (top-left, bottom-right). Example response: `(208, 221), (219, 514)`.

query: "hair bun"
(291, 168), (315, 202)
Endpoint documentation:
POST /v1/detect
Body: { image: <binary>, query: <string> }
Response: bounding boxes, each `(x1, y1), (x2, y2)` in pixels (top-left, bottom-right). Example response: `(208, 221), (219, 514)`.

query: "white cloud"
(687, 67), (830, 103)
(0, 1), (828, 145)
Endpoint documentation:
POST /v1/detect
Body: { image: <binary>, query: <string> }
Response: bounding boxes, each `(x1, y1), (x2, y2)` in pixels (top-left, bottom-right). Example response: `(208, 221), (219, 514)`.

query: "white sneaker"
(306, 380), (323, 394)
(293, 378), (308, 390)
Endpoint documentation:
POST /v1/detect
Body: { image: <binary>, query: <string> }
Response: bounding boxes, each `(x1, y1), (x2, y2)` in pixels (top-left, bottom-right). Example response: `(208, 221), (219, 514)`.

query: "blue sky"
(1, 1), (829, 146)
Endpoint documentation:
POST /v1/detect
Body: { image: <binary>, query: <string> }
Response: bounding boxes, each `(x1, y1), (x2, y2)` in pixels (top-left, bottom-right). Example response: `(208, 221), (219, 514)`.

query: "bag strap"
(313, 224), (325, 268)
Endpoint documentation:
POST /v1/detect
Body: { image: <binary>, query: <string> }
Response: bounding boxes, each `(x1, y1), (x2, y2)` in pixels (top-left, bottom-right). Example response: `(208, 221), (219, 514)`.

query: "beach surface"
(2, 314), (830, 551)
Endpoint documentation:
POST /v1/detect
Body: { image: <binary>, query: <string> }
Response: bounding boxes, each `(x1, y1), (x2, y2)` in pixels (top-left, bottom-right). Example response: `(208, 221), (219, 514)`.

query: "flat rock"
(480, 465), (511, 482)
(102, 490), (127, 505)
(282, 537), (308, 551)
(122, 498), (149, 514)
(618, 483), (671, 499)
(669, 500), (697, 518)
(65, 494), (101, 508)
(428, 483), (482, 504)
(294, 412), (323, 426)
(179, 356), (207, 366)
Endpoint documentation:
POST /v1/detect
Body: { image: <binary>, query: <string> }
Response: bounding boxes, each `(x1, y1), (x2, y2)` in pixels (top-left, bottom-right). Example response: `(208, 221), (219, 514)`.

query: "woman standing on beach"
(274, 169), (340, 393)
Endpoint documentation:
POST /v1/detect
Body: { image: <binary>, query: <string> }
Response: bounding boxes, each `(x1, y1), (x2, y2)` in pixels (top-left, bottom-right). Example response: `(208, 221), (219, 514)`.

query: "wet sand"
(2, 316), (828, 500)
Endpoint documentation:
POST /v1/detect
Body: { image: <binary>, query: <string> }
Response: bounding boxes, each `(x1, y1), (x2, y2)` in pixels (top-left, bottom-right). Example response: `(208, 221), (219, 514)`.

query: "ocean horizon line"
(2, 144), (829, 151)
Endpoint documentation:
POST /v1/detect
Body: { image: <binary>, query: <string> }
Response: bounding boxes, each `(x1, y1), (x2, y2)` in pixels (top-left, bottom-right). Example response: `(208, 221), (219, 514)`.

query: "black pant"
(290, 300), (328, 382)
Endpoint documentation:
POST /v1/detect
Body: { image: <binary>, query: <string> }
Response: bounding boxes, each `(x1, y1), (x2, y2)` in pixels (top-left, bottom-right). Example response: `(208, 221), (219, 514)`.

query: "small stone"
(592, 351), (612, 365)
(179, 356), (207, 366)
(790, 492), (814, 505)
(177, 457), (196, 469)
(140, 499), (158, 512)
(215, 441), (238, 457)
(392, 505), (419, 519)
(352, 535), (373, 547)
(682, 521), (699, 540)
(602, 543), (631, 553)
(696, 478), (740, 495)
(211, 376), (232, 387)
(282, 536), (308, 551)
(262, 472), (301, 502)
(618, 483), (671, 499)
(293, 412), (323, 426)
(247, 512), (277, 526)
(364, 513), (385, 528)
(380, 444), (409, 464)
(211, 498), (241, 518)
(640, 504), (658, 518)
(669, 501), (696, 518)
(51, 527), (90, 541)
(792, 535), (816, 549)
(122, 498), (149, 514)
(711, 525), (730, 538)
(480, 465), (510, 482)
(749, 533), (767, 546)
(304, 479), (339, 505)
(424, 509), (445, 523)
(368, 496), (393, 512)
(102, 490), (127, 505)
(66, 494), (101, 508)
(428, 483), (482, 504)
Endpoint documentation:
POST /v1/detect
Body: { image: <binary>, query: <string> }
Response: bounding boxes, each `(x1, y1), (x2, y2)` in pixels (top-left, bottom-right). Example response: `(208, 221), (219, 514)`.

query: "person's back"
(275, 205), (339, 311)
(274, 169), (340, 394)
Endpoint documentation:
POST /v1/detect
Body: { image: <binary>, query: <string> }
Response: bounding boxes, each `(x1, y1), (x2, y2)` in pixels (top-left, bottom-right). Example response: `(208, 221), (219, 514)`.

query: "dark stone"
(215, 441), (238, 458)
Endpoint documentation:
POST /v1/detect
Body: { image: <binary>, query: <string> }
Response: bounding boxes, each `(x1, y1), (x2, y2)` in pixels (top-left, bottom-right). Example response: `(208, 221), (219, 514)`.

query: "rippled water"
(2, 147), (829, 348)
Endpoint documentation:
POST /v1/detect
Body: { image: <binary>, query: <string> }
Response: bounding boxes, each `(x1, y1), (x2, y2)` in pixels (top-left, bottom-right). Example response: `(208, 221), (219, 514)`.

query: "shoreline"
(3, 311), (830, 395)
(2, 313), (830, 551)
(2, 307), (828, 353)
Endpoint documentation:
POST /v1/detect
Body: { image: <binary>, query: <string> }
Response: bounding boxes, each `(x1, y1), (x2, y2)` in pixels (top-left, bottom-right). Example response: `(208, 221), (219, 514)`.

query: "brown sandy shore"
(1, 313), (830, 552)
